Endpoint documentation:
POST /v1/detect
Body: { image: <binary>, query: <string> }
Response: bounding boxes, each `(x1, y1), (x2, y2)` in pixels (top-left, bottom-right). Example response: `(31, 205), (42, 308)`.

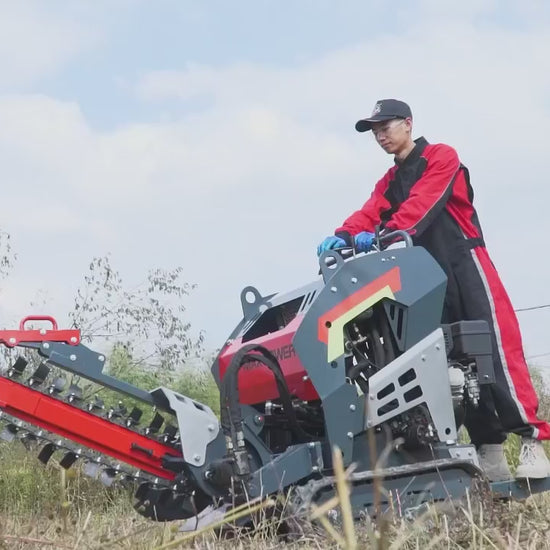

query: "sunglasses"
(371, 119), (406, 137)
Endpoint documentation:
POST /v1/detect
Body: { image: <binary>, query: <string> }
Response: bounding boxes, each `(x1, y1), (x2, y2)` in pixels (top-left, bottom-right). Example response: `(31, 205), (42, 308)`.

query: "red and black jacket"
(336, 137), (483, 243)
(335, 137), (486, 320)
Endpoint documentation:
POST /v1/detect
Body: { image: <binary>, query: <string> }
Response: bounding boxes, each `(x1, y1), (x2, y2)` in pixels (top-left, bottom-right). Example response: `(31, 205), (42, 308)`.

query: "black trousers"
(439, 245), (549, 445)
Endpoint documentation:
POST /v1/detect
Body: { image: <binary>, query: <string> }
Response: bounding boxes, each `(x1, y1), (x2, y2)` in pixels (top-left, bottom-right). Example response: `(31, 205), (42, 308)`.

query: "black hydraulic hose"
(369, 323), (385, 369)
(347, 361), (374, 380)
(378, 309), (395, 365)
(220, 344), (313, 447)
(220, 344), (259, 438)
(240, 353), (314, 442)
(347, 361), (371, 394)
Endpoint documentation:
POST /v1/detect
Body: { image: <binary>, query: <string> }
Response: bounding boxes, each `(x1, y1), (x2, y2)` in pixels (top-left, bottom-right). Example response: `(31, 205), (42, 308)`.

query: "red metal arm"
(0, 377), (180, 479)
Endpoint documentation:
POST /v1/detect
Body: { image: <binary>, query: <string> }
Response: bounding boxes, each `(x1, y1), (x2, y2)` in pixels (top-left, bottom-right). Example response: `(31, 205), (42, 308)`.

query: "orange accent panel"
(318, 267), (401, 343)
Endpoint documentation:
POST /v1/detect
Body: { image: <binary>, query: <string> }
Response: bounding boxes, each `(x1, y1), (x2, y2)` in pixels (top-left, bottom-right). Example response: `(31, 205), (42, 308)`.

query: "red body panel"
(0, 377), (180, 479)
(218, 315), (320, 404)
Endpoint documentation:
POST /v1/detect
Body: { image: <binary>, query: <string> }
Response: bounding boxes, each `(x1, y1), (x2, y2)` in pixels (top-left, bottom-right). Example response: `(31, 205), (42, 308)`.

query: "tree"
(69, 255), (205, 373)
(0, 230), (16, 281)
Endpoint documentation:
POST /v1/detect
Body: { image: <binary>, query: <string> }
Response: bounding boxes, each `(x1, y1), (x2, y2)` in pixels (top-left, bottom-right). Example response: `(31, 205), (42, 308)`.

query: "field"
(1, 370), (549, 549)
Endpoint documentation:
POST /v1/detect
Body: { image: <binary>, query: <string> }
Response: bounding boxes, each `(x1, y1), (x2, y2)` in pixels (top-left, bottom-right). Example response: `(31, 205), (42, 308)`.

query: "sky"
(1, 0), (550, 376)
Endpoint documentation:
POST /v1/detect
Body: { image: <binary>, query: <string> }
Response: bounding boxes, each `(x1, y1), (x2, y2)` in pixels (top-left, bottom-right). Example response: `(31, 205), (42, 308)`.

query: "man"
(318, 99), (550, 480)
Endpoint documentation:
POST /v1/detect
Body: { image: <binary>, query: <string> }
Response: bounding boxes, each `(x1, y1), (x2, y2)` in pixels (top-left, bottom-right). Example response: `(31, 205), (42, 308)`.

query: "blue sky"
(1, 0), (550, 373)
(20, 1), (550, 128)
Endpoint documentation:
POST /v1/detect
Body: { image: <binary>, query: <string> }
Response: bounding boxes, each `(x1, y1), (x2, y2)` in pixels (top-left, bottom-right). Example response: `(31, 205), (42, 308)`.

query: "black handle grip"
(378, 229), (413, 248)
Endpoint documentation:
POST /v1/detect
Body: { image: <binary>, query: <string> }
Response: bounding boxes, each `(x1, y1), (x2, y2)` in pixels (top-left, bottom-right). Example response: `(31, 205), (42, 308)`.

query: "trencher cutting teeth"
(28, 361), (50, 386)
(0, 358), (184, 500)
(0, 423), (18, 442)
(126, 406), (143, 427)
(107, 401), (127, 420)
(59, 450), (79, 469)
(66, 383), (83, 403)
(0, 409), (175, 494)
(48, 376), (67, 395)
(87, 396), (105, 412)
(0, 320), (203, 523)
(82, 459), (102, 479)
(37, 442), (57, 464)
(7, 357), (27, 377)
(145, 412), (164, 435)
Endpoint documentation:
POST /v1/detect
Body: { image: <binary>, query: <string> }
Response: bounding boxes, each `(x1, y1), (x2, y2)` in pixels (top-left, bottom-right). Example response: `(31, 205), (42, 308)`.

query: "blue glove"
(354, 231), (375, 252)
(317, 236), (347, 256)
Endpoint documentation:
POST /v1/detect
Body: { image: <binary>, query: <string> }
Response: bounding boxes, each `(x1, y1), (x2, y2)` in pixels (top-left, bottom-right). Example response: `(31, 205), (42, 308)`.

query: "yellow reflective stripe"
(326, 286), (395, 362)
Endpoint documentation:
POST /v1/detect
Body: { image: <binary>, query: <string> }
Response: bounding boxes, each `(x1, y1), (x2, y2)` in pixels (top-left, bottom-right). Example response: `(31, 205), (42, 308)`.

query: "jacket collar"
(395, 136), (428, 167)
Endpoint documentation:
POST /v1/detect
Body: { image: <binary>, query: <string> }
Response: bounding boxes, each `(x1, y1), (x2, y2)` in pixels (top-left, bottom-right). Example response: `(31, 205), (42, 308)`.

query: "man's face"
(371, 117), (412, 154)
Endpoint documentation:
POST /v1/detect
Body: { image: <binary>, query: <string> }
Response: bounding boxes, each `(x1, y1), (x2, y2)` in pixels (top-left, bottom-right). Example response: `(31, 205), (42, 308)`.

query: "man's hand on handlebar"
(317, 231), (376, 257)
(354, 231), (375, 253)
(317, 236), (347, 256)
(317, 228), (413, 258)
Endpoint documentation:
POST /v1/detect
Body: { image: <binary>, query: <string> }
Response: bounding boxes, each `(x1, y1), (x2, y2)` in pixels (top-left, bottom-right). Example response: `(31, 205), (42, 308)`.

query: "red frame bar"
(0, 316), (81, 347)
(0, 377), (180, 479)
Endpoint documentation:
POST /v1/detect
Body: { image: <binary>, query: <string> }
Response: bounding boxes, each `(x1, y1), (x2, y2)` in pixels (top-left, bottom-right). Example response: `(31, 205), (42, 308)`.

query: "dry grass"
(2, 441), (550, 548)
(1, 370), (549, 548)
(1, 442), (550, 550)
(1, 492), (550, 549)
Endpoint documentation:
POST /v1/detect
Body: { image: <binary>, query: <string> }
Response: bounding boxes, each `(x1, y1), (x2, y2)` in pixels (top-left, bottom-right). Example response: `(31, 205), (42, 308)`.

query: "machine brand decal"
(273, 344), (296, 361)
(242, 344), (296, 370)
(318, 267), (401, 362)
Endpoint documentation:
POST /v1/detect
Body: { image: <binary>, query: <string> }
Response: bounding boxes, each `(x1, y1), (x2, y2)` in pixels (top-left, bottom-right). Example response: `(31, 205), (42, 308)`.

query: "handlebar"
(318, 229), (413, 272)
(330, 229), (413, 256)
(378, 229), (413, 249)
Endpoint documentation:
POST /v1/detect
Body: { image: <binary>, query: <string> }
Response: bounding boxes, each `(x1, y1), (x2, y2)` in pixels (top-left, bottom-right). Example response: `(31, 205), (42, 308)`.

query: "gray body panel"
(292, 247), (447, 464)
(366, 328), (457, 442)
(151, 387), (219, 467)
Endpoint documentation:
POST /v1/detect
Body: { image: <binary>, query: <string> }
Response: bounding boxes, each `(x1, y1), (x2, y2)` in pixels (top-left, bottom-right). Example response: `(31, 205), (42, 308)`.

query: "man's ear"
(404, 117), (413, 133)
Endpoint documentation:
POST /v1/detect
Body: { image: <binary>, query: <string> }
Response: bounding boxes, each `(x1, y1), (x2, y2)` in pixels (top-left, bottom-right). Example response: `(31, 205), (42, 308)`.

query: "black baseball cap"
(355, 99), (412, 132)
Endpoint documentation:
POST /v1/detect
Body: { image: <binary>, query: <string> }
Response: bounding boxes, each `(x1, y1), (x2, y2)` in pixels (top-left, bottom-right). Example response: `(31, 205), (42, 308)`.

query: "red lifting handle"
(19, 316), (59, 331)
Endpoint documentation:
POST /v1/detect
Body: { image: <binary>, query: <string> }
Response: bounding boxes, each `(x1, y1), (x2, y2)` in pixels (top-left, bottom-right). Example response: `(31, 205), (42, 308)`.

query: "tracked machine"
(0, 231), (549, 528)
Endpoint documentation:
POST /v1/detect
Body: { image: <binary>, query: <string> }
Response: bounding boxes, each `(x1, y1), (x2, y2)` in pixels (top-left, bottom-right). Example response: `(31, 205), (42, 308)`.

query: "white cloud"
(1, 2), (550, 358)
(0, 3), (101, 88)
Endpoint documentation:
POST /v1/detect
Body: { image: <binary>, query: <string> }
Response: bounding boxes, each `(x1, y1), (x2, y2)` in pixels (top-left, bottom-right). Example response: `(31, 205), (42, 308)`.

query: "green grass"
(0, 442), (132, 517)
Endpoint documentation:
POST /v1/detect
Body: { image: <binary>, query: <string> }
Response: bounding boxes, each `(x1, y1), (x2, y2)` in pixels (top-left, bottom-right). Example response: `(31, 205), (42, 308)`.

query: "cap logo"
(372, 102), (382, 116)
